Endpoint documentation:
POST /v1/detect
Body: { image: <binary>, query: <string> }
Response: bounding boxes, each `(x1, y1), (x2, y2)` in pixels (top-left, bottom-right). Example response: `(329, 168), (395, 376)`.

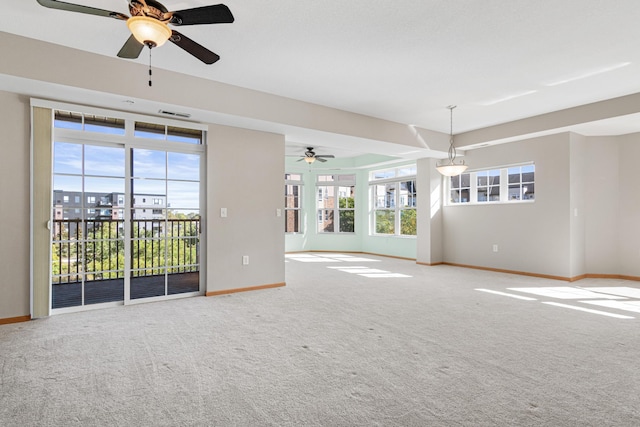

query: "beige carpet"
(1, 253), (639, 426)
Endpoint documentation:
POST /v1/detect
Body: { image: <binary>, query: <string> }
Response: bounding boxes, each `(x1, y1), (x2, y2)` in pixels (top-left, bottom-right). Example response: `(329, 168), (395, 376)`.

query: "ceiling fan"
(36, 0), (234, 64)
(297, 147), (335, 164)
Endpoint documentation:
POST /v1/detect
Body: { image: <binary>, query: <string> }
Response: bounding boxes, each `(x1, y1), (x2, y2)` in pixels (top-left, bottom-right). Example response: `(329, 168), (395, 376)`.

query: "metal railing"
(51, 218), (200, 284)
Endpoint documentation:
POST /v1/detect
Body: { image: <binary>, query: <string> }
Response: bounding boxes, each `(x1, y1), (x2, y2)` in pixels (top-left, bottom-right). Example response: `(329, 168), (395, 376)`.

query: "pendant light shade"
(127, 16), (172, 47)
(436, 105), (468, 177)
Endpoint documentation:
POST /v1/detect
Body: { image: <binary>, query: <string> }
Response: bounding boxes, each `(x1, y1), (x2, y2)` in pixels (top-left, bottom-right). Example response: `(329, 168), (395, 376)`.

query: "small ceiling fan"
(36, 0), (234, 64)
(297, 147), (335, 164)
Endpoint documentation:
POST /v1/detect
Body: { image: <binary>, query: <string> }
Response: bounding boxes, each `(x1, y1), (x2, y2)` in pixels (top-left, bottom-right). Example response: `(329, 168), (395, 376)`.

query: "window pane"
(54, 110), (83, 130)
(285, 185), (299, 208)
(133, 149), (166, 179)
(338, 186), (355, 208)
(135, 122), (165, 139)
(489, 186), (500, 201)
(488, 170), (500, 185)
(399, 181), (416, 208)
(508, 167), (522, 184)
(166, 126), (201, 144)
(84, 115), (125, 135)
(478, 172), (488, 186)
(318, 210), (334, 232)
(375, 184), (394, 208)
(285, 210), (300, 233)
(523, 183), (535, 200)
(372, 169), (395, 180)
(54, 142), (82, 175)
(460, 173), (471, 187)
(400, 209), (417, 235)
(508, 184), (521, 200)
(168, 152), (200, 181)
(285, 173), (301, 181)
(84, 177), (124, 194)
(85, 145), (125, 177)
(478, 187), (488, 202)
(317, 186), (335, 209)
(168, 181), (199, 210)
(375, 210), (395, 234)
(450, 175), (460, 189)
(339, 210), (355, 233)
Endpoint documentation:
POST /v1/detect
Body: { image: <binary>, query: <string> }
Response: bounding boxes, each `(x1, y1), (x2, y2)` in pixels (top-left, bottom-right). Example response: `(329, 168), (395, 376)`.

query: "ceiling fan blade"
(36, 0), (128, 20)
(315, 155), (335, 159)
(316, 157), (328, 163)
(117, 35), (144, 59)
(170, 4), (234, 26)
(169, 30), (220, 64)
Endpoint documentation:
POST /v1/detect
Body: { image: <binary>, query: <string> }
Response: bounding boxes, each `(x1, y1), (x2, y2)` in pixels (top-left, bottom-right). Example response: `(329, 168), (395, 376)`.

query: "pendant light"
(436, 105), (468, 177)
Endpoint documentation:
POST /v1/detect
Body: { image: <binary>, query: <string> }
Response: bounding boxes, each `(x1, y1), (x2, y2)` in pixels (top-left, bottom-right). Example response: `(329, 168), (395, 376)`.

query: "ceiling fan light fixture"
(127, 16), (172, 47)
(304, 156), (316, 164)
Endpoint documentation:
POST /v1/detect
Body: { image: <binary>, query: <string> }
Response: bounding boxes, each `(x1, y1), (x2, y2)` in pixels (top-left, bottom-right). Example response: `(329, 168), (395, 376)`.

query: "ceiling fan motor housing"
(129, 0), (169, 20)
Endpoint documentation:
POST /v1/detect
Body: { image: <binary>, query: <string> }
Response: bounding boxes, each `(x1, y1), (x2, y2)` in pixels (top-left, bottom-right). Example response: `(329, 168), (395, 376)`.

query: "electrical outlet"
(276, 208), (282, 217)
(220, 208), (227, 218)
(492, 244), (498, 253)
(242, 255), (249, 265)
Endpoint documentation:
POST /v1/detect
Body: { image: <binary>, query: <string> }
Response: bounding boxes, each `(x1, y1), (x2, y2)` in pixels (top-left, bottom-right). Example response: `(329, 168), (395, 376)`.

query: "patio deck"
(52, 272), (199, 309)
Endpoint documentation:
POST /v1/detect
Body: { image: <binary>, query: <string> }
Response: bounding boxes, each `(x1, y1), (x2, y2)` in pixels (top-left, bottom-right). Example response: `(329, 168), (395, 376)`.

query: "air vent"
(158, 109), (191, 119)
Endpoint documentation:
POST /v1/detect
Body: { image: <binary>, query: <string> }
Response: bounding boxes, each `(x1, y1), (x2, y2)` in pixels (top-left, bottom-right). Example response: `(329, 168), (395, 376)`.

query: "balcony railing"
(51, 218), (200, 285)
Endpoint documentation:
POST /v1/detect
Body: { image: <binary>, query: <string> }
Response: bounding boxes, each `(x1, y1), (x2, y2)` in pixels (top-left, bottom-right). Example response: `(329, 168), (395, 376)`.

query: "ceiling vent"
(158, 109), (191, 119)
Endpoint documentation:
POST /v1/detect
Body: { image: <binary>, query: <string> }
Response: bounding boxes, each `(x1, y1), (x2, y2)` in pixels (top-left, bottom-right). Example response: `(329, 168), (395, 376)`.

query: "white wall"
(207, 124), (285, 291)
(0, 91), (31, 319)
(416, 158), (443, 264)
(569, 133), (587, 277)
(583, 136), (619, 274)
(617, 133), (640, 277)
(442, 133), (572, 278)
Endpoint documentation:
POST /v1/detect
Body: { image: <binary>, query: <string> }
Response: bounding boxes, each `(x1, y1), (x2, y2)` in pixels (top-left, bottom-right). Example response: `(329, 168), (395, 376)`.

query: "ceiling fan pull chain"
(148, 46), (153, 87)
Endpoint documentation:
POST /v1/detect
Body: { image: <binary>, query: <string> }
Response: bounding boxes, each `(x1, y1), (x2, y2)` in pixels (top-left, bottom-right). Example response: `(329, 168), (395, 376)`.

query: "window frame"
(284, 173), (303, 234)
(369, 166), (417, 237)
(446, 163), (535, 205)
(316, 174), (356, 234)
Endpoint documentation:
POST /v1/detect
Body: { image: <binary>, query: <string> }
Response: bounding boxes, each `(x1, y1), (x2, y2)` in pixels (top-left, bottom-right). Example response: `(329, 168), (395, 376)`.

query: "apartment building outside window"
(316, 174), (356, 233)
(369, 166), (417, 236)
(448, 164), (535, 205)
(285, 173), (303, 233)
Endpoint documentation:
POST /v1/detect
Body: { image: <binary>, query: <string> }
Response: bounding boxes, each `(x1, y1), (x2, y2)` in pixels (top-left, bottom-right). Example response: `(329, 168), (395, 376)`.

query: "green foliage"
(375, 210), (395, 234)
(339, 196), (355, 232)
(401, 209), (417, 235)
(52, 217), (199, 282)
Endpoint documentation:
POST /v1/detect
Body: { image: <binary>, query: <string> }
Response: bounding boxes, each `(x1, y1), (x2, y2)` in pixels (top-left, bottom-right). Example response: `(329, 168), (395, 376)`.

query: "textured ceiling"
(2, 1), (640, 150)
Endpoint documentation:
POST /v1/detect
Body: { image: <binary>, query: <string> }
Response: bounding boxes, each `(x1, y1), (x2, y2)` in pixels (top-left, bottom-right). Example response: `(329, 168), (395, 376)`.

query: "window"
(316, 174), (356, 233)
(508, 165), (535, 200)
(448, 164), (535, 204)
(87, 196), (96, 204)
(54, 110), (125, 135)
(75, 196), (80, 203)
(477, 169), (500, 202)
(370, 166), (417, 236)
(153, 198), (163, 205)
(134, 122), (202, 144)
(285, 174), (303, 233)
(63, 195), (69, 203)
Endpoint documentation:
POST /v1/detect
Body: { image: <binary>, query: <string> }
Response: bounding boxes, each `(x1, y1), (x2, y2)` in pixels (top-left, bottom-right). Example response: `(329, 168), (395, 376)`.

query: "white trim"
(31, 98), (208, 131)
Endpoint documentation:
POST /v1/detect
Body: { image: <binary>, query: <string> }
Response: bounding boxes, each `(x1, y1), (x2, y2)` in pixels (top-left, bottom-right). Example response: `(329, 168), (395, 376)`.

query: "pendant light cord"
(448, 105), (457, 163)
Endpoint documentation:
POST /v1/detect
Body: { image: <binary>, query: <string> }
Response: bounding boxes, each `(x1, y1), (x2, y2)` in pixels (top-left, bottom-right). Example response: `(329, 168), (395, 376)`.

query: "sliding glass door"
(49, 108), (204, 311)
(130, 149), (201, 300)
